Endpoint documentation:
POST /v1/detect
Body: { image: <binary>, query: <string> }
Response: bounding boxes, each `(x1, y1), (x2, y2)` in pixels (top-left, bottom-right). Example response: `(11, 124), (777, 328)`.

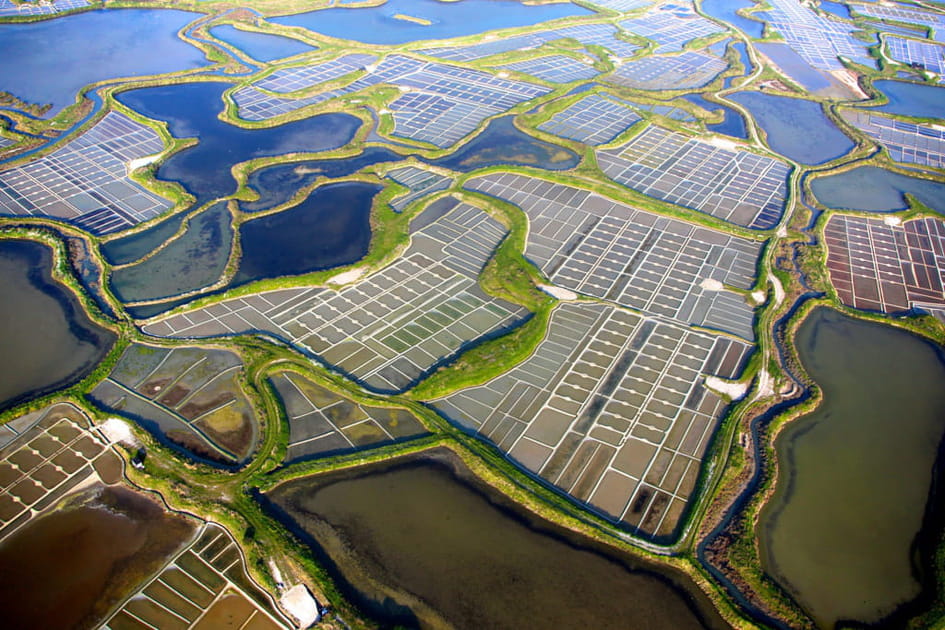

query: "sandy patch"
(280, 584), (320, 628)
(97, 417), (139, 448)
(755, 368), (775, 399)
(127, 154), (161, 173)
(883, 215), (902, 226)
(830, 68), (868, 100)
(328, 267), (366, 285)
(703, 136), (740, 151)
(268, 560), (285, 589)
(751, 289), (767, 305)
(705, 375), (749, 400)
(769, 273), (785, 307)
(538, 284), (579, 300)
(700, 278), (725, 291)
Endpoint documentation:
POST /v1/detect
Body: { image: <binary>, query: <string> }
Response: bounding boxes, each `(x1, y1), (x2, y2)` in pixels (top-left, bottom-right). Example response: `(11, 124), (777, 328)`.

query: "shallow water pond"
(209, 24), (316, 62)
(810, 165), (945, 214)
(0, 9), (206, 115)
(232, 181), (379, 287)
(728, 91), (854, 164)
(266, 452), (729, 630)
(110, 201), (232, 302)
(432, 116), (579, 171)
(760, 307), (945, 627)
(116, 82), (360, 208)
(0, 240), (115, 410)
(873, 80), (945, 119)
(0, 484), (195, 629)
(270, 0), (592, 45)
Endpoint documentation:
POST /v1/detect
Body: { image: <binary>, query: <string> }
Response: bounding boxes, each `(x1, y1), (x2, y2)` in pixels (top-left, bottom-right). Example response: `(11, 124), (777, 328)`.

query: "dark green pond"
(266, 452), (729, 630)
(0, 240), (115, 410)
(760, 307), (945, 627)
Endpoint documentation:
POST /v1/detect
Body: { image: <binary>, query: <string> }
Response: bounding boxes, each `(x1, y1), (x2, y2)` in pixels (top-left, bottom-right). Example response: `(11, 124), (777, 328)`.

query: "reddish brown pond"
(0, 484), (195, 629)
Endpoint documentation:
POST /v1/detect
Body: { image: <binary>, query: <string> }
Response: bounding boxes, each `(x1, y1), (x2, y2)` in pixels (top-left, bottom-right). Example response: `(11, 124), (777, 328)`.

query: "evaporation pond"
(431, 116), (579, 171)
(110, 201), (233, 303)
(267, 454), (730, 630)
(116, 82), (360, 207)
(0, 9), (207, 115)
(208, 24), (316, 62)
(232, 181), (379, 286)
(270, 0), (593, 45)
(728, 91), (854, 164)
(760, 307), (945, 627)
(101, 210), (189, 265)
(682, 93), (747, 139)
(700, 0), (765, 38)
(874, 80), (945, 119)
(243, 147), (402, 212)
(810, 165), (945, 214)
(0, 484), (195, 628)
(0, 240), (115, 410)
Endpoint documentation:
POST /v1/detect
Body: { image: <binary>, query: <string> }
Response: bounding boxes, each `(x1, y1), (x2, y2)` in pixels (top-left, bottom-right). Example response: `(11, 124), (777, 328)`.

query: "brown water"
(760, 307), (945, 627)
(0, 484), (196, 629)
(267, 451), (729, 630)
(0, 239), (115, 410)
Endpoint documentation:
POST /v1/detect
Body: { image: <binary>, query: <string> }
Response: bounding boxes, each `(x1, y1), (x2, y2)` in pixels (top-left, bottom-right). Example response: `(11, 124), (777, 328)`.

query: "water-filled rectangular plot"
(606, 51), (727, 91)
(145, 202), (527, 393)
(466, 172), (760, 339)
(433, 301), (749, 537)
(597, 125), (789, 229)
(102, 524), (290, 630)
(421, 22), (641, 62)
(537, 94), (642, 145)
(499, 54), (600, 83)
(854, 4), (945, 42)
(618, 5), (723, 53)
(842, 110), (945, 169)
(90, 344), (257, 463)
(0, 112), (171, 234)
(0, 0), (89, 17)
(761, 0), (875, 70)
(824, 214), (945, 314)
(386, 166), (452, 212)
(887, 37), (945, 77)
(235, 54), (549, 146)
(254, 54), (375, 93)
(271, 371), (425, 463)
